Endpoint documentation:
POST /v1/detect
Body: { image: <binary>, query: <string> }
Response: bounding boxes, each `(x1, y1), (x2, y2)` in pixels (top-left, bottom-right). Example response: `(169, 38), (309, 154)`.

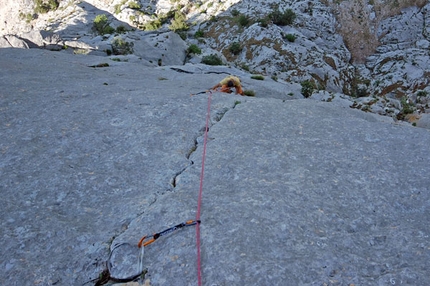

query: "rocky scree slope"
(1, 0), (430, 126)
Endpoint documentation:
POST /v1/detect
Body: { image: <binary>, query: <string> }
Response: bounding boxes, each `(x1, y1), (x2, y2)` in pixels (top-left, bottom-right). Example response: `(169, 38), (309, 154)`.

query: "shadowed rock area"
(0, 48), (429, 285)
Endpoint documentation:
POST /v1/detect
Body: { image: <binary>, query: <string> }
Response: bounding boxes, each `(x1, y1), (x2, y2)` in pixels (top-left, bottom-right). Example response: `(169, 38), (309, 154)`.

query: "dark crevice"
(185, 138), (198, 159)
(170, 165), (190, 188)
(170, 67), (194, 73)
(106, 103), (237, 276)
(169, 67), (234, 76)
(168, 103), (237, 192)
(98, 104), (238, 283)
(213, 107), (229, 122)
(204, 71), (231, 75)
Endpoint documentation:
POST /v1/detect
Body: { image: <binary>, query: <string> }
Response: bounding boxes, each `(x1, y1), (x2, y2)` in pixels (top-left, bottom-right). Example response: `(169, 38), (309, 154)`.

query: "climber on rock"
(211, 75), (244, 95)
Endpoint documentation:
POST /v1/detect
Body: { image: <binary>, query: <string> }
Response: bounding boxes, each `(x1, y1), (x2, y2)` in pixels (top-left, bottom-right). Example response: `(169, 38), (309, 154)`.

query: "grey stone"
(0, 35), (29, 48)
(416, 113), (430, 129)
(0, 48), (429, 286)
(1, 0), (429, 123)
(131, 31), (188, 66)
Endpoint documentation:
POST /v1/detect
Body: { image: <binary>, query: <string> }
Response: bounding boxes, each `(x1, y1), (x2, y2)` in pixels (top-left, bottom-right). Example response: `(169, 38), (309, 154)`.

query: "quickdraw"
(89, 220), (200, 286)
(137, 219), (200, 248)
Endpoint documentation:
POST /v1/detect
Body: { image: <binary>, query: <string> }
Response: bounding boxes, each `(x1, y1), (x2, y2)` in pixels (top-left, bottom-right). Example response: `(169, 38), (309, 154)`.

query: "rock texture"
(1, 47), (430, 286)
(1, 1), (430, 284)
(1, 0), (429, 125)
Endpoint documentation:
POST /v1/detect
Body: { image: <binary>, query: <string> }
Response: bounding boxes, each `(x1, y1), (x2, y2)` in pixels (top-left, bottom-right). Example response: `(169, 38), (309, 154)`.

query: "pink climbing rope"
(196, 90), (212, 286)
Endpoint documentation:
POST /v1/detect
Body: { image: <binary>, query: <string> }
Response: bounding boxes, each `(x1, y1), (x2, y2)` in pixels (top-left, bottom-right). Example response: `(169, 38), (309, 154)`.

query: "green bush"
(114, 4), (122, 14)
(128, 1), (141, 9)
(116, 25), (127, 34)
(270, 8), (296, 26)
(258, 17), (270, 28)
(229, 42), (242, 55)
(231, 9), (240, 17)
(34, 0), (59, 14)
(417, 90), (428, 97)
(142, 19), (162, 31)
(187, 44), (202, 55)
(300, 80), (316, 98)
(241, 64), (250, 71)
(284, 33), (296, 42)
(201, 54), (223, 66)
(169, 11), (189, 31)
(20, 12), (35, 23)
(94, 14), (115, 35)
(111, 37), (134, 55)
(244, 90), (256, 96)
(251, 75), (264, 80)
(237, 14), (250, 27)
(194, 29), (204, 38)
(400, 96), (414, 115)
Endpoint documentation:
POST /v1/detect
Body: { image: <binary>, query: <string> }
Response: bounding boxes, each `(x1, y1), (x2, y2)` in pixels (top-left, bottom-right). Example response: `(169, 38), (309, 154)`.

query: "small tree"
(142, 19), (162, 31)
(93, 14), (115, 35)
(187, 44), (202, 55)
(201, 54), (223, 66)
(128, 1), (141, 9)
(34, 0), (59, 14)
(301, 80), (316, 98)
(231, 9), (240, 17)
(258, 17), (270, 28)
(284, 33), (297, 42)
(270, 8), (296, 26)
(194, 29), (204, 38)
(237, 14), (250, 27)
(169, 11), (189, 31)
(111, 37), (134, 55)
(229, 42), (242, 55)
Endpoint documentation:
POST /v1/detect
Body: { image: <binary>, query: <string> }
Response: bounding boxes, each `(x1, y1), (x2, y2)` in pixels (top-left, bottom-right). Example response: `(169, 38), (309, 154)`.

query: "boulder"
(131, 31), (188, 66)
(0, 35), (29, 48)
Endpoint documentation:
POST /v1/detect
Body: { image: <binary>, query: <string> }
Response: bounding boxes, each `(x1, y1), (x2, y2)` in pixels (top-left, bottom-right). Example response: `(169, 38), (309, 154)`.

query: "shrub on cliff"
(111, 37), (134, 55)
(229, 42), (242, 55)
(34, 0), (59, 14)
(93, 14), (115, 35)
(301, 80), (316, 98)
(269, 8), (296, 26)
(201, 54), (223, 66)
(187, 44), (202, 55)
(169, 11), (189, 31)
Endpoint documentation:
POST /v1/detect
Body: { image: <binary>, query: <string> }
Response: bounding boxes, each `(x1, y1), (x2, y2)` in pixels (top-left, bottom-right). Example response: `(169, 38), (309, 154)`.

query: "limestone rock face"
(0, 0), (34, 35)
(194, 0), (353, 94)
(364, 4), (430, 98)
(0, 0), (429, 123)
(1, 48), (429, 285)
(131, 31), (188, 66)
(0, 35), (29, 48)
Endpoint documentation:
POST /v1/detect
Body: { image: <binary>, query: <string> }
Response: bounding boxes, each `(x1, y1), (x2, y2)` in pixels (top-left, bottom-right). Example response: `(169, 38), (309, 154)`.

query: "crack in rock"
(107, 103), (237, 255)
(169, 67), (235, 76)
(170, 104), (237, 191)
(170, 165), (192, 188)
(170, 67), (194, 74)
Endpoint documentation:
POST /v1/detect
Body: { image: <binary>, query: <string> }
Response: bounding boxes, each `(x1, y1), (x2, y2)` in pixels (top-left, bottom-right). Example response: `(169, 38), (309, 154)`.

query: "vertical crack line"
(171, 104), (236, 190)
(213, 107), (230, 122)
(186, 138), (198, 160)
(170, 165), (191, 189)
